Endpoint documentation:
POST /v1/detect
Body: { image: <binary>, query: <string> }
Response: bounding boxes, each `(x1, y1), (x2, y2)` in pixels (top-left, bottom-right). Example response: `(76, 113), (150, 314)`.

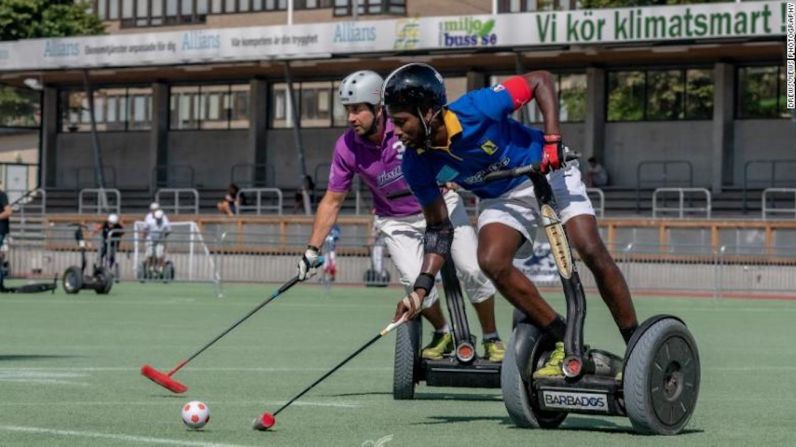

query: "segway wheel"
(623, 317), (700, 435)
(163, 262), (175, 283)
(501, 312), (568, 429)
(94, 268), (113, 295)
(62, 266), (83, 294)
(393, 318), (421, 400)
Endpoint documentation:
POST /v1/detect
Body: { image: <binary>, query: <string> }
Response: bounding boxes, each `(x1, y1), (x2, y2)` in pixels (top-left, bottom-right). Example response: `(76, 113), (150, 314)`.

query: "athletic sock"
(620, 324), (638, 344)
(435, 324), (450, 334)
(543, 315), (567, 341)
(483, 331), (500, 341)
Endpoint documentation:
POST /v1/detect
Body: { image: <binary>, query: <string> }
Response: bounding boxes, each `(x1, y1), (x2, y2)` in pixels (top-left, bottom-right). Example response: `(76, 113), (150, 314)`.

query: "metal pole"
(283, 62), (311, 215)
(287, 0), (293, 25)
(352, 0), (358, 21)
(82, 70), (106, 190)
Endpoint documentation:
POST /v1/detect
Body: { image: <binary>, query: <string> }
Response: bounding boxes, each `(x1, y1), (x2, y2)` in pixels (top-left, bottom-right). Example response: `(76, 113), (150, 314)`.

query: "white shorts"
(478, 181), (540, 258)
(374, 190), (496, 308)
(146, 241), (165, 258)
(549, 161), (595, 224)
(477, 162), (595, 258)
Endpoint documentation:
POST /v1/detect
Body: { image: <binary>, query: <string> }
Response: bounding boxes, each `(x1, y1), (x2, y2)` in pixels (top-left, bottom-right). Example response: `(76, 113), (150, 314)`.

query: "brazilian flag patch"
(480, 140), (497, 155)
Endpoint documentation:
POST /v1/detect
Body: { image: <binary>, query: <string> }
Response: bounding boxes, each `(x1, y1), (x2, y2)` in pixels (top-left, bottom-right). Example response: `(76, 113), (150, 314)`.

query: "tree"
(0, 0), (105, 41)
(0, 0), (104, 127)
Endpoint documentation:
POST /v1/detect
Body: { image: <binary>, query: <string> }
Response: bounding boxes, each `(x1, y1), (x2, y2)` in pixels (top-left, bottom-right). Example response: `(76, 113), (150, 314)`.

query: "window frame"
(605, 65), (715, 123)
(168, 82), (251, 131)
(57, 85), (153, 133)
(735, 64), (789, 120)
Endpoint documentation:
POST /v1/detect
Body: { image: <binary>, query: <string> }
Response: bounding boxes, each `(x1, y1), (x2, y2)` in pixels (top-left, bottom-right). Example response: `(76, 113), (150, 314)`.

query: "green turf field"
(0, 281), (794, 446)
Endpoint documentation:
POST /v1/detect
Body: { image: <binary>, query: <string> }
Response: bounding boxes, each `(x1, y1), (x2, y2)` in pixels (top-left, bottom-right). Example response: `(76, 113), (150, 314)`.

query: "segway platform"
(421, 357), (501, 388)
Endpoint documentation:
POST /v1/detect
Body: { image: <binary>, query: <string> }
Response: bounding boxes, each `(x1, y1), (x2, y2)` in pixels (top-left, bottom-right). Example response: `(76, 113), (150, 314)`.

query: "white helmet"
(338, 70), (383, 106)
(154, 209), (164, 220)
(150, 202), (160, 212)
(107, 213), (119, 225)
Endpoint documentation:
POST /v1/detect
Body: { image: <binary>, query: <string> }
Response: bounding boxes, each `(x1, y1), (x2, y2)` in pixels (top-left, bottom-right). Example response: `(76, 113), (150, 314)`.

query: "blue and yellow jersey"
(402, 80), (544, 207)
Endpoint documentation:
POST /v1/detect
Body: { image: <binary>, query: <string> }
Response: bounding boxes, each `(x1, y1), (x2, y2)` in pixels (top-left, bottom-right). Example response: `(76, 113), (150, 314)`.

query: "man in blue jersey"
(384, 63), (638, 378)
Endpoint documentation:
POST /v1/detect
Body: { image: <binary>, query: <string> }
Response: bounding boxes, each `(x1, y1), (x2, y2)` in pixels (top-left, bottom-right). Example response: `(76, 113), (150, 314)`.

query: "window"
(271, 82), (345, 128)
(738, 66), (789, 119)
(170, 84), (250, 130)
(498, 0), (564, 13)
(685, 69), (713, 119)
(607, 68), (713, 121)
(491, 73), (587, 123)
(333, 0), (404, 16)
(607, 71), (645, 121)
(332, 81), (347, 127)
(646, 70), (684, 120)
(59, 87), (149, 132)
(0, 85), (41, 128)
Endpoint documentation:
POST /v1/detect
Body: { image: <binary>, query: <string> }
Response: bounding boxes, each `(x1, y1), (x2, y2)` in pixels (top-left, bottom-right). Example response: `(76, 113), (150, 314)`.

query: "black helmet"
(382, 63), (447, 114)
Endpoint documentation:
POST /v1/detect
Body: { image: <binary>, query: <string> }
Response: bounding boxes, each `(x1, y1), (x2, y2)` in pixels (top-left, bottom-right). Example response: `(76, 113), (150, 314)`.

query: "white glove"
(297, 246), (320, 281)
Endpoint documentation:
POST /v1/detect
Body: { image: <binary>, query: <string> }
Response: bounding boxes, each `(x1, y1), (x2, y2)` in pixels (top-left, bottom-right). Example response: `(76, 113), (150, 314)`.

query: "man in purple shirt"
(296, 70), (504, 362)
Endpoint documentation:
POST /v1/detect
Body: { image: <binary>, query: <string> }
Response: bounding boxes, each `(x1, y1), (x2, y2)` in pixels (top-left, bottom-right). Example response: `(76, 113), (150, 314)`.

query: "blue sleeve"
(455, 87), (515, 122)
(402, 150), (441, 207)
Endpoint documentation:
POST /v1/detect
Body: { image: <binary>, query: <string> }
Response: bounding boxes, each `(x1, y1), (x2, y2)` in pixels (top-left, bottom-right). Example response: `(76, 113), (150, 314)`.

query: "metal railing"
(762, 188), (796, 220)
(652, 188), (711, 218)
(635, 161), (694, 212)
(743, 159), (796, 212)
(152, 165), (195, 190)
(155, 188), (200, 215)
(237, 188), (284, 215)
(78, 188), (121, 214)
(586, 188), (604, 218)
(8, 188), (46, 241)
(230, 163), (276, 188)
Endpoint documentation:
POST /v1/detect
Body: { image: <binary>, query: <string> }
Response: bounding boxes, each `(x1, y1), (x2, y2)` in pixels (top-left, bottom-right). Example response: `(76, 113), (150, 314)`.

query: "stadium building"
(0, 0), (790, 214)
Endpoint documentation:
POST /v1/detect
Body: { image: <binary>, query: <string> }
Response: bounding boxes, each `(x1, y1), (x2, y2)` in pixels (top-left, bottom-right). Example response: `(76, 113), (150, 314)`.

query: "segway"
(137, 236), (175, 283)
(62, 224), (113, 294)
(393, 257), (501, 399)
(483, 158), (700, 435)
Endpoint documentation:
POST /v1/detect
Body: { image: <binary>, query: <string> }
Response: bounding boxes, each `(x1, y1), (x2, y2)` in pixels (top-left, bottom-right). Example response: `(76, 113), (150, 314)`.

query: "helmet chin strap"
(362, 105), (381, 138)
(418, 106), (443, 149)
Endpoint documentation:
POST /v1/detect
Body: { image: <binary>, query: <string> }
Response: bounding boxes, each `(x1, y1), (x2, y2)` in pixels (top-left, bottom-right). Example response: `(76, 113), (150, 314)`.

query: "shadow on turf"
(415, 415), (702, 436)
(0, 354), (82, 361)
(324, 391), (502, 402)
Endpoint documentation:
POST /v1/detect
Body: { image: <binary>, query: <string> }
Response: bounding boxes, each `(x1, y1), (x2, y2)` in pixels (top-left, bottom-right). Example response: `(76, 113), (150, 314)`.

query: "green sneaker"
(421, 332), (453, 360)
(483, 338), (505, 362)
(532, 342), (565, 379)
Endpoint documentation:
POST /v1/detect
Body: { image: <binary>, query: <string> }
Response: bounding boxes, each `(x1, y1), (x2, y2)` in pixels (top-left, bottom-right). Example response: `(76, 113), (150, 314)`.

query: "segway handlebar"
(481, 151), (581, 183)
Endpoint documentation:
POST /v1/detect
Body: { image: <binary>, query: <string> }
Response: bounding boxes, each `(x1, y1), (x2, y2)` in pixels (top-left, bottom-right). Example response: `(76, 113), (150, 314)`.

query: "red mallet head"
(140, 364), (188, 394)
(252, 412), (276, 431)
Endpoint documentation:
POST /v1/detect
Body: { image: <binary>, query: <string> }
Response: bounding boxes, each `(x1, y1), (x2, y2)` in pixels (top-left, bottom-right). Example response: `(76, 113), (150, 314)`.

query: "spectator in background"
(294, 175), (316, 213)
(217, 183), (241, 216)
(0, 187), (12, 280)
(585, 156), (609, 188)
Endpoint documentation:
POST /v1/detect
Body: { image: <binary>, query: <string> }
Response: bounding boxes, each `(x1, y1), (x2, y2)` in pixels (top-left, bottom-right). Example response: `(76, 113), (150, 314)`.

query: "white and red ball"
(181, 401), (210, 429)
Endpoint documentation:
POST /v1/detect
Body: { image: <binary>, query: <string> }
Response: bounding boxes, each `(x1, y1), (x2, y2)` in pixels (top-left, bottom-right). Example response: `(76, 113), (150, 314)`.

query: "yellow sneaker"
(483, 338), (505, 362)
(532, 342), (565, 379)
(421, 332), (453, 360)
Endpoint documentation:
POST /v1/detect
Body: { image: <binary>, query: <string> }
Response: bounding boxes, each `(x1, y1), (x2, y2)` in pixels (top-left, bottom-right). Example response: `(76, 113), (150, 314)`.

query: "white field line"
(0, 425), (255, 447)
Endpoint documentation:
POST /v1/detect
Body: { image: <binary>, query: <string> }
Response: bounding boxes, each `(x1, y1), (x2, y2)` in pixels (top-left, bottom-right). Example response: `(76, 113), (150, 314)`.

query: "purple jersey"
(327, 120), (422, 217)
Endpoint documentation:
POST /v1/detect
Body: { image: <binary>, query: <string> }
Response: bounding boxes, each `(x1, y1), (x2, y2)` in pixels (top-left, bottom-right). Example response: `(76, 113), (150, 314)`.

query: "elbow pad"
(423, 219), (454, 257)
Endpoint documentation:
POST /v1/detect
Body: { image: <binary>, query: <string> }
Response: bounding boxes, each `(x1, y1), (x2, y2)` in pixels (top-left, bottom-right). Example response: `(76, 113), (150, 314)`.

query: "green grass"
(0, 281), (794, 446)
